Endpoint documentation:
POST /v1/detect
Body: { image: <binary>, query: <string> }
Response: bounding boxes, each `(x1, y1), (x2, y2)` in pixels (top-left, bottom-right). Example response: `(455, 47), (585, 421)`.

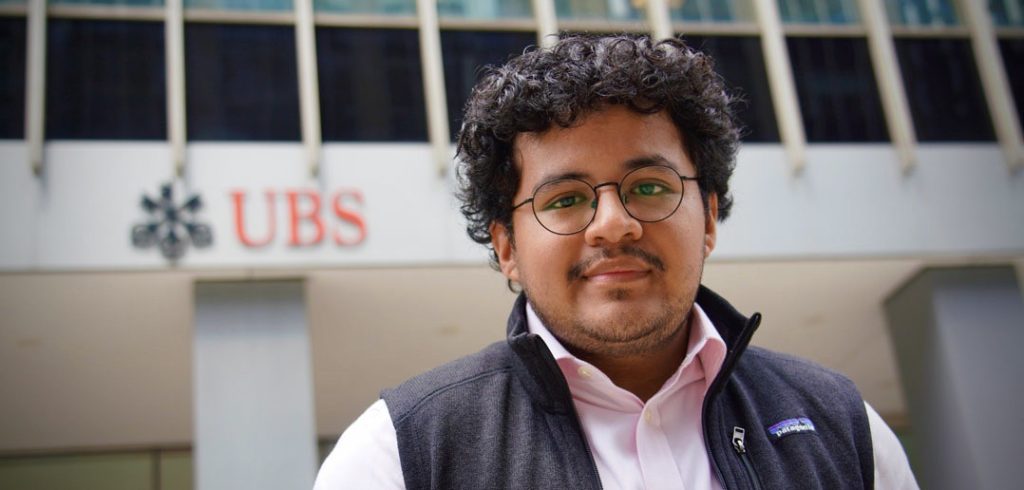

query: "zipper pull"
(732, 426), (747, 454)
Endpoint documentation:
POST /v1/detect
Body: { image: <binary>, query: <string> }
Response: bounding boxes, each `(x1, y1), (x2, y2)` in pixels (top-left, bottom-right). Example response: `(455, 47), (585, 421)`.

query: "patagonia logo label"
(767, 417), (816, 440)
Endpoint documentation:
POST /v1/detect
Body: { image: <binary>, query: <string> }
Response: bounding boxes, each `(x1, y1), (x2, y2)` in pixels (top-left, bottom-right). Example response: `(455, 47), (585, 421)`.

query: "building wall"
(1, 0), (1022, 487)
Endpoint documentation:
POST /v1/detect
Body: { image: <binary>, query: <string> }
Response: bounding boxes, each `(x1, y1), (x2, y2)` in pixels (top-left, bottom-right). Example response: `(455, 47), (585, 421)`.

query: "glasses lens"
(621, 166), (684, 222)
(532, 179), (596, 235)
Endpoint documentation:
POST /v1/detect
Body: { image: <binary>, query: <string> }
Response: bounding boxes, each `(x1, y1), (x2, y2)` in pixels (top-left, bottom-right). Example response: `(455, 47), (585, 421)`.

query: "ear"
(490, 222), (520, 283)
(704, 193), (718, 258)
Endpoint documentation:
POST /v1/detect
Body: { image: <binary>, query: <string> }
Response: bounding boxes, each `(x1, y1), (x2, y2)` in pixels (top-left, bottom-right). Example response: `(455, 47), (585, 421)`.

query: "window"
(438, 0), (531, 19)
(778, 0), (860, 24)
(894, 38), (994, 141)
(186, 0), (291, 11)
(998, 38), (1024, 131)
(314, 0), (414, 15)
(50, 0), (163, 6)
(46, 19), (166, 140)
(672, 0), (754, 22)
(683, 35), (780, 142)
(0, 17), (26, 139)
(185, 23), (300, 141)
(317, 27), (427, 141)
(0, 450), (191, 490)
(556, 0), (643, 21)
(886, 0), (959, 26)
(989, 0), (1024, 27)
(441, 30), (536, 141)
(787, 37), (888, 142)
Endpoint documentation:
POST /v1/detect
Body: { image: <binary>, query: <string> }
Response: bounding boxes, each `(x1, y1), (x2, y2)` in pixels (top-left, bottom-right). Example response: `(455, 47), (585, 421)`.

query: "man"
(315, 34), (917, 489)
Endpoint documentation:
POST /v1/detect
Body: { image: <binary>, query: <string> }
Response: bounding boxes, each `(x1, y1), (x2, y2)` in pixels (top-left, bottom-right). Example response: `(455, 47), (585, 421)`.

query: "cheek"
(517, 236), (575, 283)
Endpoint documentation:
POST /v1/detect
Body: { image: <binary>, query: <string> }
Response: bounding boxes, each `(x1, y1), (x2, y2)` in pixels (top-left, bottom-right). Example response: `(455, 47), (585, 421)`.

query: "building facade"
(0, 0), (1022, 488)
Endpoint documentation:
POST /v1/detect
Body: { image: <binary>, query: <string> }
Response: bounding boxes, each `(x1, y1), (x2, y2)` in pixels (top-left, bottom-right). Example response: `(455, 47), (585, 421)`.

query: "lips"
(581, 258), (652, 282)
(568, 245), (666, 283)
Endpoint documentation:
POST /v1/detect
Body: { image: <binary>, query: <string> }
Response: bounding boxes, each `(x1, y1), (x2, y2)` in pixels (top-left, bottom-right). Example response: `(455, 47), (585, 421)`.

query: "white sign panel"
(0, 142), (486, 270)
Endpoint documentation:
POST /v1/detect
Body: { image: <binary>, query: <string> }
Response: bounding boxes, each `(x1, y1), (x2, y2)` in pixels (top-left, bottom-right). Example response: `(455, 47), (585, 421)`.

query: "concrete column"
(193, 280), (317, 490)
(884, 266), (1024, 490)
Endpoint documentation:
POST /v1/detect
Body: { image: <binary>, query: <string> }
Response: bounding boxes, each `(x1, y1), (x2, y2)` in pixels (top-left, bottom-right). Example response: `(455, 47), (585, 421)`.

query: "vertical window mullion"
(415, 0), (450, 176)
(957, 0), (1023, 169)
(294, 0), (321, 177)
(858, 0), (917, 170)
(27, 0), (45, 175)
(167, 0), (186, 176)
(531, 0), (557, 47)
(753, 0), (807, 172)
(646, 0), (672, 40)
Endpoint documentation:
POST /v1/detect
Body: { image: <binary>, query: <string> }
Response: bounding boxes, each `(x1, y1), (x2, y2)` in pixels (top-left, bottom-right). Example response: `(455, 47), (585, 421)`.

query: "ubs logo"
(131, 182), (213, 260)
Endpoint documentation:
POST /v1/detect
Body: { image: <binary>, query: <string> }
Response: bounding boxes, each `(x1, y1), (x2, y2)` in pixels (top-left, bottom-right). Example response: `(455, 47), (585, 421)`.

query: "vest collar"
(505, 285), (762, 413)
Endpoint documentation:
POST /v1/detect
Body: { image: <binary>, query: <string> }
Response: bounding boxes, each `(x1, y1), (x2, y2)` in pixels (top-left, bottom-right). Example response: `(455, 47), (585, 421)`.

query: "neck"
(575, 321), (691, 402)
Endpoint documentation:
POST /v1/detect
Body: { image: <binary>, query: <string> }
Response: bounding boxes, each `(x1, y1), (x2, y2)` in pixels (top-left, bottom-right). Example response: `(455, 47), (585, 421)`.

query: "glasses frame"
(511, 164), (699, 236)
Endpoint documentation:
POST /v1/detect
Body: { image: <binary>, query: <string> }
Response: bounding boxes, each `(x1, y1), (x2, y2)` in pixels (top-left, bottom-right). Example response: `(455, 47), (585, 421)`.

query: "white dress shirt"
(315, 302), (918, 489)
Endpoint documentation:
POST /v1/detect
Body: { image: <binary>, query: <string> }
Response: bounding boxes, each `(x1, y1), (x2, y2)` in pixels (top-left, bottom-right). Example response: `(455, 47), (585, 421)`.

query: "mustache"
(567, 245), (666, 282)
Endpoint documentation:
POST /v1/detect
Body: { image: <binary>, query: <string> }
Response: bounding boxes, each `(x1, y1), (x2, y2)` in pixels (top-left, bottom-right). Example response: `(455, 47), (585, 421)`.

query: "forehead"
(512, 107), (693, 186)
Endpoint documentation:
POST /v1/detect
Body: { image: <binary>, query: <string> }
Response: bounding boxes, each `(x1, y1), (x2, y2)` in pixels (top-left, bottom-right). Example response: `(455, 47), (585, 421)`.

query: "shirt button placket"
(643, 409), (659, 427)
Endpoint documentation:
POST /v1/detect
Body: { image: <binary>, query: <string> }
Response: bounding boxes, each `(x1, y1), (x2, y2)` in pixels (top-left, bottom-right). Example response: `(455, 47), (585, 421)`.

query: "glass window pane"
(46, 19), (166, 140)
(441, 30), (536, 141)
(787, 37), (888, 142)
(998, 38), (1024, 132)
(672, 0), (754, 22)
(318, 440), (334, 464)
(50, 0), (163, 6)
(885, 0), (960, 26)
(186, 23), (300, 141)
(556, 0), (644, 21)
(989, 0), (1024, 27)
(314, 0), (414, 14)
(682, 35), (779, 142)
(439, 0), (531, 19)
(778, 0), (860, 24)
(317, 27), (427, 141)
(185, 0), (291, 10)
(0, 453), (153, 490)
(158, 450), (193, 490)
(0, 17), (26, 139)
(895, 38), (994, 141)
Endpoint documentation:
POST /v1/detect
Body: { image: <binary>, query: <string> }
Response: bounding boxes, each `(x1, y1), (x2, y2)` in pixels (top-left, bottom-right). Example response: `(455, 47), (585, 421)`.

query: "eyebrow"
(623, 154), (676, 172)
(530, 154), (680, 194)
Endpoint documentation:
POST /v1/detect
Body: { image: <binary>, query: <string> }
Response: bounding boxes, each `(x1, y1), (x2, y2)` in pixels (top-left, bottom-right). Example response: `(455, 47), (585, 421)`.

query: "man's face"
(491, 105), (718, 359)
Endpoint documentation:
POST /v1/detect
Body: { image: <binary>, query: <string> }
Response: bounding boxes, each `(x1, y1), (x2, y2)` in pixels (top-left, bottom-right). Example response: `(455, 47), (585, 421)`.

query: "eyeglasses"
(512, 164), (699, 235)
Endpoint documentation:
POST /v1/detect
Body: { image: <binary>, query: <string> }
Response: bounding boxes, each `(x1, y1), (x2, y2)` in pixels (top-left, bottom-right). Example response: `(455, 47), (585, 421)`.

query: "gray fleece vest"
(382, 286), (874, 489)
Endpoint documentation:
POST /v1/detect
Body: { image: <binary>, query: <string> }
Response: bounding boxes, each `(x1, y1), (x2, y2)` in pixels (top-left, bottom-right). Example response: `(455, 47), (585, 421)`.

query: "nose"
(583, 185), (643, 245)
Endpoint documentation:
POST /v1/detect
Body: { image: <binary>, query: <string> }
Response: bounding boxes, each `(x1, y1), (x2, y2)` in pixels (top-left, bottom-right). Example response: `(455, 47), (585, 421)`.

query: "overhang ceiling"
(4, 257), (1021, 451)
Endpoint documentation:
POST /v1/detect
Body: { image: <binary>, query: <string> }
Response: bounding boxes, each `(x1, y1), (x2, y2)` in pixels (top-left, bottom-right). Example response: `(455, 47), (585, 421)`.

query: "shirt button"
(643, 410), (659, 427)
(577, 366), (592, 378)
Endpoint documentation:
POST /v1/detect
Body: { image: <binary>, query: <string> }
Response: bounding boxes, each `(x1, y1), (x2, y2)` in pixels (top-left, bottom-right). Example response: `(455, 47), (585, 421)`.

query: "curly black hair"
(456, 33), (740, 268)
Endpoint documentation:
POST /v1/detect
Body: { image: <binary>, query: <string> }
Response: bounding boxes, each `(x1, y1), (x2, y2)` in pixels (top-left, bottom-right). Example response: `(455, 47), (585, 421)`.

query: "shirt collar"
(526, 300), (728, 396)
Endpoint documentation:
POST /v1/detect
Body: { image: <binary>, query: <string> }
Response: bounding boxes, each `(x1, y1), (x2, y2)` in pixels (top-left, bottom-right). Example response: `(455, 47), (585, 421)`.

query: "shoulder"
(727, 346), (872, 448)
(737, 346), (862, 397)
(382, 341), (516, 423)
(717, 347), (877, 488)
(314, 399), (405, 490)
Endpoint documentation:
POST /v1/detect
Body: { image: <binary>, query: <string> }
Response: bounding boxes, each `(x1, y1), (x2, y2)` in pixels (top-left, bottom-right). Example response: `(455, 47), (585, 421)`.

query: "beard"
(523, 247), (704, 359)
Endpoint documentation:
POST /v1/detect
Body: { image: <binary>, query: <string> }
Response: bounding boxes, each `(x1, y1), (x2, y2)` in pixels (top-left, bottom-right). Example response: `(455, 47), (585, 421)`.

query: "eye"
(542, 193), (588, 211)
(629, 181), (669, 197)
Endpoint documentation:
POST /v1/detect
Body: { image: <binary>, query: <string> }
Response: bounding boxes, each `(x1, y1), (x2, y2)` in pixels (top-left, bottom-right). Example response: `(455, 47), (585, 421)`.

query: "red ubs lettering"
(230, 189), (367, 247)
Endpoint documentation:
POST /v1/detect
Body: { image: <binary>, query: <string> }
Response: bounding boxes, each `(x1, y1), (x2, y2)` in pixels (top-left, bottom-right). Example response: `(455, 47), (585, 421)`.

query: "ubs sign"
(132, 183), (367, 261)
(229, 188), (367, 248)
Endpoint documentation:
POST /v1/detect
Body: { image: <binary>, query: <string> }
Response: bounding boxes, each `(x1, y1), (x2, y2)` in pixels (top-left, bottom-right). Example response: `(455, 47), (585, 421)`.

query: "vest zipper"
(731, 427), (764, 490)
(581, 436), (603, 490)
(702, 312), (761, 487)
